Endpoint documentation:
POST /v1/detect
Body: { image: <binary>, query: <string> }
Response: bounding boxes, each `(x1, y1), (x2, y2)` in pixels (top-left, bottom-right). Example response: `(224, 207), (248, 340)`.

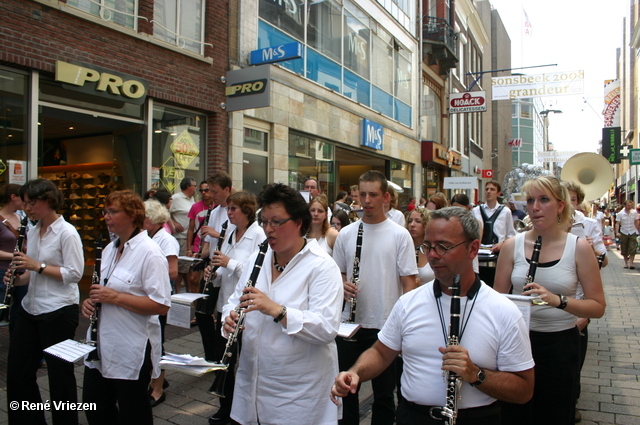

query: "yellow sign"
(0, 159), (6, 176)
(159, 156), (185, 193)
(170, 130), (199, 170)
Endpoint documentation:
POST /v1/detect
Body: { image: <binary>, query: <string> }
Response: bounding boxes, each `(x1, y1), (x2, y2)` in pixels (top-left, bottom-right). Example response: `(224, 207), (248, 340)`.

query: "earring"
(557, 215), (561, 224)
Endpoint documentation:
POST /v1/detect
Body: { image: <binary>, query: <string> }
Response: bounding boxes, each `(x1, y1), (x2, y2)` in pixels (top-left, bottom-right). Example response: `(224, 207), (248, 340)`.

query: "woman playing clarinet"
(222, 183), (343, 425)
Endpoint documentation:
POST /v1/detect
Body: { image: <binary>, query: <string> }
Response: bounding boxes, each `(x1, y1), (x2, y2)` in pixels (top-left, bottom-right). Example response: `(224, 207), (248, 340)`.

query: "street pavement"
(0, 247), (638, 424)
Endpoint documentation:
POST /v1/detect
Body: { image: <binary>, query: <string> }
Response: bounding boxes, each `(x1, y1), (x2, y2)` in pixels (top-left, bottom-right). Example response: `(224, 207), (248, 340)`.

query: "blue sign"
(361, 119), (384, 150)
(250, 42), (303, 65)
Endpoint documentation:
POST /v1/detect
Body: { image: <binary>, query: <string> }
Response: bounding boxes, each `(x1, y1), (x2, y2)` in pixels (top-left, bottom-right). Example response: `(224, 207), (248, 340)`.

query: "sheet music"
(178, 256), (203, 264)
(503, 294), (532, 329)
(44, 339), (96, 363)
(338, 322), (361, 339)
(172, 293), (207, 303)
(167, 293), (207, 328)
(160, 353), (226, 376)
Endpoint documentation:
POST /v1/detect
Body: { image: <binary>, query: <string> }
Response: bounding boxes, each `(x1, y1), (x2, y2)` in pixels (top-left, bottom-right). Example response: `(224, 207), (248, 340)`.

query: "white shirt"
(204, 206), (237, 254)
(386, 208), (406, 226)
(332, 219), (417, 329)
(572, 211), (606, 255)
(85, 231), (171, 380)
(150, 227), (180, 258)
(616, 209), (639, 235)
(223, 240), (342, 425)
(473, 203), (516, 244)
(170, 191), (195, 239)
(214, 221), (265, 313)
(379, 280), (534, 408)
(22, 216), (83, 315)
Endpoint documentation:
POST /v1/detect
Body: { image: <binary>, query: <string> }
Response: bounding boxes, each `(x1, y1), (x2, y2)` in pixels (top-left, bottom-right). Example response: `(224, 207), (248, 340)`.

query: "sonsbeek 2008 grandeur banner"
(491, 70), (584, 100)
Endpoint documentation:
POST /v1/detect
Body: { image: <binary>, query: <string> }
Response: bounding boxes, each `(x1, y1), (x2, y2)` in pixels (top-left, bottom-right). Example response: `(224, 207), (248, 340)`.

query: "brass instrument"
(195, 220), (228, 315)
(2, 215), (28, 310)
(431, 274), (462, 425)
(561, 153), (614, 202)
(208, 239), (269, 397)
(514, 216), (533, 233)
(86, 237), (105, 362)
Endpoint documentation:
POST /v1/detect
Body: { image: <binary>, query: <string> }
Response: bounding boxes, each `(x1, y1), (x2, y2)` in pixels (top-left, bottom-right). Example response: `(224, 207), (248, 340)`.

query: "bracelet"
(273, 306), (287, 323)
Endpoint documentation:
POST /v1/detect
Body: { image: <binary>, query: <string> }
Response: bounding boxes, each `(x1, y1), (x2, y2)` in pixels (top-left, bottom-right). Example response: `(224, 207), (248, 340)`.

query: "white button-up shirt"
(472, 203), (516, 244)
(616, 209), (639, 235)
(22, 216), (83, 315)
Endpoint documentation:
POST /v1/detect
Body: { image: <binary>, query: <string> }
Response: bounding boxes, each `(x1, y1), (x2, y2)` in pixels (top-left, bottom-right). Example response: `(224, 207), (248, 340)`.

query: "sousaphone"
(561, 153), (614, 201)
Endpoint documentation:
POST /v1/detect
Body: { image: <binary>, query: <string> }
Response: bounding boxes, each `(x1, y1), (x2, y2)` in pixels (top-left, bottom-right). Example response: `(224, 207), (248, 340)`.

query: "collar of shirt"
(35, 215), (65, 237)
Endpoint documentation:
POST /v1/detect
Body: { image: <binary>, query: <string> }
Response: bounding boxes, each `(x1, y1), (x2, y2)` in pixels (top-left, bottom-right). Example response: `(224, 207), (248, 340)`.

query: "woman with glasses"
(222, 183), (343, 425)
(4, 179), (84, 425)
(494, 176), (606, 425)
(407, 208), (434, 286)
(82, 190), (171, 425)
(203, 191), (264, 424)
(307, 194), (339, 255)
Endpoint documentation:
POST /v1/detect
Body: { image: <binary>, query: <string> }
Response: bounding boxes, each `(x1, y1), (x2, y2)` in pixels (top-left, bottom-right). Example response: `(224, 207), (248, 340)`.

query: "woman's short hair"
(258, 183), (311, 236)
(227, 191), (258, 226)
(0, 183), (22, 206)
(106, 190), (146, 228)
(430, 207), (481, 241)
(561, 181), (585, 205)
(332, 209), (350, 229)
(19, 179), (64, 210)
(450, 193), (470, 208)
(523, 176), (572, 228)
(405, 207), (430, 233)
(428, 195), (447, 210)
(386, 185), (398, 208)
(144, 199), (170, 225)
(153, 189), (172, 206)
(310, 194), (331, 235)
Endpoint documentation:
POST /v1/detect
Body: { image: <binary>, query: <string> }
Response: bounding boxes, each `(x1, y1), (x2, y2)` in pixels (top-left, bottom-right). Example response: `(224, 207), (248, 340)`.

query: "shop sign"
(159, 157), (185, 193)
(449, 91), (486, 113)
(491, 70), (584, 100)
(443, 177), (476, 189)
(361, 119), (384, 150)
(507, 138), (522, 148)
(225, 66), (271, 112)
(482, 169), (494, 179)
(170, 130), (200, 169)
(630, 149), (640, 165)
(55, 61), (148, 105)
(8, 160), (26, 184)
(250, 42), (303, 65)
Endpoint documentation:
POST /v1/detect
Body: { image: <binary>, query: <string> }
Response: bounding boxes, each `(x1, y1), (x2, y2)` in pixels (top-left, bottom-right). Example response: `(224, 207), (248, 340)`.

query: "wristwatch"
(556, 294), (568, 310)
(38, 263), (46, 274)
(273, 306), (287, 323)
(471, 367), (486, 387)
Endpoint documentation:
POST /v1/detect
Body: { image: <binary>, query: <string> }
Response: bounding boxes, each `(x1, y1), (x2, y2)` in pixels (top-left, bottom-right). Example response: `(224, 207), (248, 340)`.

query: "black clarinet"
(347, 222), (364, 323)
(191, 203), (216, 272)
(442, 274), (462, 425)
(525, 236), (546, 305)
(208, 238), (269, 397)
(195, 220), (228, 314)
(86, 237), (104, 362)
(3, 215), (28, 309)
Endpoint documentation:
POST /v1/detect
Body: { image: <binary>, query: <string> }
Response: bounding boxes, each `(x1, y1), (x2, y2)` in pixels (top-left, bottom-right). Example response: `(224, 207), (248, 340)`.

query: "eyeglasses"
(258, 217), (293, 228)
(102, 209), (123, 217)
(199, 188), (210, 193)
(419, 240), (467, 256)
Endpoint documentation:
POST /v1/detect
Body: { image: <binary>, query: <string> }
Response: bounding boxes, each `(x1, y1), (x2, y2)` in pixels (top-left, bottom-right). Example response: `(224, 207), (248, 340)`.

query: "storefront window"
(390, 160), (412, 208)
(421, 85), (441, 141)
(372, 28), (394, 94)
(0, 68), (28, 184)
(243, 128), (269, 195)
(343, 3), (370, 79)
(151, 105), (206, 193)
(260, 0), (305, 42)
(67, 0), (137, 29)
(289, 132), (334, 201)
(154, 0), (205, 54)
(308, 0), (342, 63)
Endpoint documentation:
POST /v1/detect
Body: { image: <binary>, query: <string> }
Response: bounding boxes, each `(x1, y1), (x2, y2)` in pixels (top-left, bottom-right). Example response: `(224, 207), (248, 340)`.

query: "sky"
(489, 0), (629, 155)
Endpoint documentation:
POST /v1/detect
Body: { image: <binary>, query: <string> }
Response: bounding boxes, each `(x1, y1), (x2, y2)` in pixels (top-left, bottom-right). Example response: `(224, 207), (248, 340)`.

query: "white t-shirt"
(473, 203), (516, 244)
(85, 231), (172, 380)
(332, 219), (417, 329)
(170, 191), (195, 240)
(223, 240), (342, 425)
(378, 280), (533, 408)
(23, 216), (83, 315)
(204, 205), (237, 255)
(151, 227), (180, 258)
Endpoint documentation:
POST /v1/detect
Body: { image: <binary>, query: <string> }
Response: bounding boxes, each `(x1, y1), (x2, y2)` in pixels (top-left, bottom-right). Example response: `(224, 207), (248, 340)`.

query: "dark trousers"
(396, 399), (501, 425)
(478, 266), (496, 288)
(196, 285), (219, 362)
(576, 324), (589, 400)
(337, 328), (396, 425)
(83, 341), (153, 425)
(212, 311), (236, 411)
(7, 304), (79, 425)
(501, 327), (580, 425)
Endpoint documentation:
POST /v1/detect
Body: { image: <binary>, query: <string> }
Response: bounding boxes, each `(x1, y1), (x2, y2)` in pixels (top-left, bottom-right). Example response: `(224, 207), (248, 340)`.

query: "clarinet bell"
(208, 369), (228, 397)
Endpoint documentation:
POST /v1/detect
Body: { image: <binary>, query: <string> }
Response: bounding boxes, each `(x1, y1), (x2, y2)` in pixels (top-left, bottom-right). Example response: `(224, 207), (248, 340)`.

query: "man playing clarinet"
(331, 207), (534, 425)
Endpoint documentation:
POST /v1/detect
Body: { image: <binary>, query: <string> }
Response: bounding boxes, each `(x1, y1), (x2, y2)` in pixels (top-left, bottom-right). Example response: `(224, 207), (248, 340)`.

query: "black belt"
(405, 400), (501, 420)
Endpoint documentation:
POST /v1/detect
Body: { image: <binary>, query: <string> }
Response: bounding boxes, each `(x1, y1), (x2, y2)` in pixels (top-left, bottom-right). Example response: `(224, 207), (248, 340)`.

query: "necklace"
(273, 240), (307, 273)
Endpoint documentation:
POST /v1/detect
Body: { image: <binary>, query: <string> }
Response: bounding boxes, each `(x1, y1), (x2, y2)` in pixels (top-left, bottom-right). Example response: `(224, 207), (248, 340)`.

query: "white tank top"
(511, 232), (578, 332)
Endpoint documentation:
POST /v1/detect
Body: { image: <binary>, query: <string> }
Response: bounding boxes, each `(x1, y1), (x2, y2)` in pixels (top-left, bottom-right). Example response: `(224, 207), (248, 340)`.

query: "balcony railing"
(422, 16), (457, 55)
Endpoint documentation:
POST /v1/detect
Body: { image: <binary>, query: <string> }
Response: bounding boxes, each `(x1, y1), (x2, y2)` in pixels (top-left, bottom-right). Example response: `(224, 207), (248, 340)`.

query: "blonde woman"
(406, 208), (433, 286)
(307, 194), (338, 255)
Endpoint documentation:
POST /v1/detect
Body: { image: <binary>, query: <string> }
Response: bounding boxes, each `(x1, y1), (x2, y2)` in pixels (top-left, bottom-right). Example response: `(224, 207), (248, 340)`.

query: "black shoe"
(163, 378), (170, 389)
(149, 392), (166, 407)
(208, 408), (231, 425)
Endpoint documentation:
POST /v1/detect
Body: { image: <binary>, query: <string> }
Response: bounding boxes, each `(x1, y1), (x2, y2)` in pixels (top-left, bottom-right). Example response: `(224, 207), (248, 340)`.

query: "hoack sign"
(449, 91), (487, 113)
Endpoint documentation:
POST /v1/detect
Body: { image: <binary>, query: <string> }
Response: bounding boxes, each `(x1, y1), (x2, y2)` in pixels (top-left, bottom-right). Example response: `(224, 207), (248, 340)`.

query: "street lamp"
(539, 109), (563, 176)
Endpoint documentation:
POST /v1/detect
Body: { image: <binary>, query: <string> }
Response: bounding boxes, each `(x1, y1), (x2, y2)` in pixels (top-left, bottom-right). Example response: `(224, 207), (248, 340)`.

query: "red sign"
(449, 91), (487, 113)
(482, 169), (494, 179)
(507, 138), (522, 148)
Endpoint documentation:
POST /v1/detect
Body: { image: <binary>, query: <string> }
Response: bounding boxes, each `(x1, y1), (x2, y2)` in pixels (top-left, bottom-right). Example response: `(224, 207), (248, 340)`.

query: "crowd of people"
(0, 170), (621, 425)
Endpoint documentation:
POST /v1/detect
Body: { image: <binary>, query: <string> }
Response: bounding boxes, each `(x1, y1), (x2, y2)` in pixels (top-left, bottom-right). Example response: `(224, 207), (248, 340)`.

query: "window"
(243, 128), (269, 195)
(153, 0), (205, 55)
(420, 85), (441, 142)
(0, 68), (28, 183)
(67, 0), (137, 29)
(307, 0), (342, 62)
(260, 0), (305, 42)
(372, 28), (393, 94)
(288, 132), (334, 197)
(343, 3), (370, 79)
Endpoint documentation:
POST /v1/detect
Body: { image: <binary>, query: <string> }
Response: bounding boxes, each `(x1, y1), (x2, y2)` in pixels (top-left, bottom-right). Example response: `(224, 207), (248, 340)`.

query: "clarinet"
(3, 215), (28, 309)
(191, 202), (216, 272)
(435, 274), (462, 425)
(524, 236), (546, 305)
(195, 220), (228, 314)
(208, 238), (269, 397)
(347, 222), (364, 324)
(597, 252), (606, 269)
(86, 237), (104, 362)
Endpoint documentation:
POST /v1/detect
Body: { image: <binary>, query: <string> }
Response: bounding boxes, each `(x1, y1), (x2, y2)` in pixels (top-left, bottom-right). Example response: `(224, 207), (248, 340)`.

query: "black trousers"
(337, 328), (396, 425)
(83, 341), (153, 425)
(7, 304), (79, 425)
(396, 399), (501, 425)
(196, 285), (220, 362)
(213, 311), (236, 411)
